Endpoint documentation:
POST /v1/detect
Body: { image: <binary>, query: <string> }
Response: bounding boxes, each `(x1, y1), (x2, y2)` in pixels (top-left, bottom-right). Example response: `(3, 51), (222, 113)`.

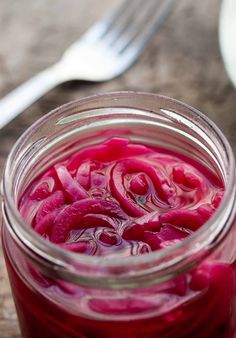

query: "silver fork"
(0, 0), (174, 129)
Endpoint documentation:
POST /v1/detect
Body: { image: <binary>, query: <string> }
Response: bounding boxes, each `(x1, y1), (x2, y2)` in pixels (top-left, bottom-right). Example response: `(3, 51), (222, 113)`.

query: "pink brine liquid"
(5, 137), (236, 337)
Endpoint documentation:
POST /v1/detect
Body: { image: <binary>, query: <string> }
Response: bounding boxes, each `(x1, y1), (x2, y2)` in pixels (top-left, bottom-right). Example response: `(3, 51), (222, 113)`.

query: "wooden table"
(0, 0), (236, 337)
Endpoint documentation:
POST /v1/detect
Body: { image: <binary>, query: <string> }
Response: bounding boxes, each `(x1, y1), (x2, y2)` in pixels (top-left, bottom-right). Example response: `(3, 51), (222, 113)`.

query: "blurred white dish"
(219, 0), (236, 88)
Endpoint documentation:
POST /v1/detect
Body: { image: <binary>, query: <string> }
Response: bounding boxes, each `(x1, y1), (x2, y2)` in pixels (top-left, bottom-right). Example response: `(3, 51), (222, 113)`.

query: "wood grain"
(0, 0), (236, 337)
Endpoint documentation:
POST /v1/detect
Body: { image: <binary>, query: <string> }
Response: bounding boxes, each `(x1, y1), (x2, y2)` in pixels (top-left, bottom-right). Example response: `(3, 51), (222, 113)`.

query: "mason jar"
(2, 92), (236, 338)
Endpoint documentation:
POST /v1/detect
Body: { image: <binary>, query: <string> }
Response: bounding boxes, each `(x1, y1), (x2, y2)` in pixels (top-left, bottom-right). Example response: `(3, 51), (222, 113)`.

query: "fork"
(0, 0), (174, 129)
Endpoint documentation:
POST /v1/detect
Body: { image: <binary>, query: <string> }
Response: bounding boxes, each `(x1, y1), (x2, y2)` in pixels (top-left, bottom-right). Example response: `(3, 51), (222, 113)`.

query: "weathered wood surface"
(0, 0), (236, 337)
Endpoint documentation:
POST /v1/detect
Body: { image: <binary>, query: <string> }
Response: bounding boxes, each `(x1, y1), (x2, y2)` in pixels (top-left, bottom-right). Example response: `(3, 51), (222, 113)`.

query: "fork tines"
(100, 0), (174, 53)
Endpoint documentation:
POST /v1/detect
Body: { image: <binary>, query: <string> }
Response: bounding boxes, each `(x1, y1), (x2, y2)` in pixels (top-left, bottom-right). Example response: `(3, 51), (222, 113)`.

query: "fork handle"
(0, 64), (63, 129)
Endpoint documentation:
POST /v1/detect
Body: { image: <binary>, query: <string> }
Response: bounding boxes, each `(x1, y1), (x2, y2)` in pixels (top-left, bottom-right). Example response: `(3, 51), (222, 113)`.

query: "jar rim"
(3, 91), (236, 283)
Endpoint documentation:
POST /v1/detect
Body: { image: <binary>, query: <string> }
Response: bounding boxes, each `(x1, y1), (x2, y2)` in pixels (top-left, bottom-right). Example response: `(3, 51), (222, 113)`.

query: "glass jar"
(2, 92), (236, 338)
